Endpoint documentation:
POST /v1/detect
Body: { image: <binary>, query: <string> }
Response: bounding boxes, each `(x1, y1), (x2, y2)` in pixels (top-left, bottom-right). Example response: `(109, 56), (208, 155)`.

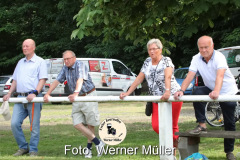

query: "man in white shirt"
(3, 39), (48, 157)
(174, 35), (238, 160)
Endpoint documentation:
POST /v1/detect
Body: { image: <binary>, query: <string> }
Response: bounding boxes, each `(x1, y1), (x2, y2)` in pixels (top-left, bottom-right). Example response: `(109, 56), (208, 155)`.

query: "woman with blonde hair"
(120, 38), (183, 150)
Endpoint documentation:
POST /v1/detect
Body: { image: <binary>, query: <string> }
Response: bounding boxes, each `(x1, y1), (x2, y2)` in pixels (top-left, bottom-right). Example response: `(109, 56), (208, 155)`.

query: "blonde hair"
(147, 38), (163, 49)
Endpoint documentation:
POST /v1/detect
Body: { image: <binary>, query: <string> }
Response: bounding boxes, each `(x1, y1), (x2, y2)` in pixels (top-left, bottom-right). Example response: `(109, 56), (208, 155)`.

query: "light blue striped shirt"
(56, 61), (95, 95)
(13, 54), (48, 93)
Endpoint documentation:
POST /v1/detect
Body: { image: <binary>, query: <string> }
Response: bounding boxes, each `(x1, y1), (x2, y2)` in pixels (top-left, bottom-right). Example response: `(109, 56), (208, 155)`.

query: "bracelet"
(8, 91), (12, 94)
(74, 90), (79, 93)
(165, 88), (170, 91)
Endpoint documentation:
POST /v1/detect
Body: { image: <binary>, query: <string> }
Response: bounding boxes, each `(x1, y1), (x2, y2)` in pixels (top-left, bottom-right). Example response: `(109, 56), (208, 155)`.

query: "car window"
(174, 69), (189, 79)
(0, 77), (10, 84)
(112, 61), (132, 76)
(221, 49), (240, 68)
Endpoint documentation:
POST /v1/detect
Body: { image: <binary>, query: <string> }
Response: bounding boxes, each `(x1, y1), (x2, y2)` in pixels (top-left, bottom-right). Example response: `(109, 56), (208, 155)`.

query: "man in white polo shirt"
(174, 35), (238, 160)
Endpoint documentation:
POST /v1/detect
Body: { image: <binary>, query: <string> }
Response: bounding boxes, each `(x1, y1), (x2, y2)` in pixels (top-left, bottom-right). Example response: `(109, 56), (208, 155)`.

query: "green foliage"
(72, 0), (240, 43)
(1, 0), (240, 76)
(221, 28), (240, 47)
(0, 0), (85, 75)
(70, 0), (240, 69)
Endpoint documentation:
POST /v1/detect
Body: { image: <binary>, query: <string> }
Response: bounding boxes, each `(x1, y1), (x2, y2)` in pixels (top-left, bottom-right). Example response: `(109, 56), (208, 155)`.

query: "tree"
(72, 0), (240, 68)
(0, 0), (85, 74)
(72, 0), (240, 43)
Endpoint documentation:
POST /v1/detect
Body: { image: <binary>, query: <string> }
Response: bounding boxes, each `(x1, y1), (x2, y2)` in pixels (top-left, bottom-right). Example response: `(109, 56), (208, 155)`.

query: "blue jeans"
(193, 86), (236, 153)
(11, 94), (42, 153)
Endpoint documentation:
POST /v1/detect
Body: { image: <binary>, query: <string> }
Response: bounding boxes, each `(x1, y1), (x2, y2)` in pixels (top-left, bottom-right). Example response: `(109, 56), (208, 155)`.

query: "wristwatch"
(29, 90), (38, 96)
(179, 89), (185, 93)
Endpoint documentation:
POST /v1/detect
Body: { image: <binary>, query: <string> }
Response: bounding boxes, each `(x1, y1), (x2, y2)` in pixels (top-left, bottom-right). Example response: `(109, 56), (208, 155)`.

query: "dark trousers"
(192, 86), (236, 153)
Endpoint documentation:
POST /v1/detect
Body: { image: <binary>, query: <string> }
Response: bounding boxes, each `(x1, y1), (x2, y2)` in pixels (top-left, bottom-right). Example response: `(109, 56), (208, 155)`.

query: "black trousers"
(192, 86), (236, 153)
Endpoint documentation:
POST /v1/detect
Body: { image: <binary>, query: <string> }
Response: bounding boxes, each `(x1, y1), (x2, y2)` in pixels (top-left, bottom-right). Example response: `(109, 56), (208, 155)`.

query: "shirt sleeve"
(77, 61), (88, 80)
(189, 54), (199, 73)
(215, 51), (228, 70)
(140, 58), (151, 74)
(12, 60), (22, 81)
(163, 57), (174, 69)
(39, 60), (48, 80)
(56, 67), (66, 83)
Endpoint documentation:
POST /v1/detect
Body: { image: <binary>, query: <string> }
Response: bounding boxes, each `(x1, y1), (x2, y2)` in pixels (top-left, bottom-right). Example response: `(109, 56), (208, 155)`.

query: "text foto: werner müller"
(65, 145), (175, 155)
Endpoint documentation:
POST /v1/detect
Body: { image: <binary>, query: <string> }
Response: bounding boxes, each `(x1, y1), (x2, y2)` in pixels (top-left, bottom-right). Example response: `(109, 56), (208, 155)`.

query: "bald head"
(23, 39), (36, 47)
(197, 36), (214, 62)
(197, 36), (213, 47)
(22, 39), (36, 59)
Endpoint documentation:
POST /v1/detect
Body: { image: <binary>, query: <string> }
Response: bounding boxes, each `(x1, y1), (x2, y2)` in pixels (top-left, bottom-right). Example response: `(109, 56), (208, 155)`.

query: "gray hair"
(62, 50), (76, 57)
(147, 38), (163, 49)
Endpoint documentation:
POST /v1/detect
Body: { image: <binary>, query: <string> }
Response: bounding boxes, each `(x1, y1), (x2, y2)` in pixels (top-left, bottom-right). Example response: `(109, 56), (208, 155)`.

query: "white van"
(44, 58), (142, 96)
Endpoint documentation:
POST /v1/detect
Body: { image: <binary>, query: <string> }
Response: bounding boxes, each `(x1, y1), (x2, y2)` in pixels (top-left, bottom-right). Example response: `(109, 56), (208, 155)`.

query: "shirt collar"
(200, 50), (215, 64)
(24, 54), (36, 62)
(68, 61), (77, 70)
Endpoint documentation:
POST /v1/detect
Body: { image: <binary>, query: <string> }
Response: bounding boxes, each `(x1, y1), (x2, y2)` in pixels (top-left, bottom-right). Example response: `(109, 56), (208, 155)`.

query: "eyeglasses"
(148, 48), (159, 52)
(63, 57), (74, 61)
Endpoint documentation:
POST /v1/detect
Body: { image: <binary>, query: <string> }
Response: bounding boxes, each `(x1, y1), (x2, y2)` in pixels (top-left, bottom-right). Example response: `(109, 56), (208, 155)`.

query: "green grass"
(0, 102), (240, 159)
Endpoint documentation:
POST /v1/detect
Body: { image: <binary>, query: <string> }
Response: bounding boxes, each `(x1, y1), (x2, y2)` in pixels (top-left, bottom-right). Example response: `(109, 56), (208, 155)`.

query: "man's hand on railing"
(43, 94), (51, 102)
(26, 94), (36, 102)
(68, 93), (78, 102)
(3, 94), (11, 101)
(174, 91), (184, 100)
(119, 92), (129, 99)
(209, 91), (220, 100)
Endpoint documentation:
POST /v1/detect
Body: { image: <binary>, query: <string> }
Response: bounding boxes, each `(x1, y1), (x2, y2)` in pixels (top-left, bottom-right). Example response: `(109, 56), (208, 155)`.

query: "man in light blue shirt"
(3, 39), (48, 157)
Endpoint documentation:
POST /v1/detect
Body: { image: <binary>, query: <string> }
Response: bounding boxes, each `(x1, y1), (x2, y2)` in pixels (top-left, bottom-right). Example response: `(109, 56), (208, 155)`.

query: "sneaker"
(85, 148), (92, 158)
(189, 125), (207, 135)
(96, 140), (105, 157)
(226, 152), (236, 160)
(29, 152), (38, 157)
(13, 148), (29, 156)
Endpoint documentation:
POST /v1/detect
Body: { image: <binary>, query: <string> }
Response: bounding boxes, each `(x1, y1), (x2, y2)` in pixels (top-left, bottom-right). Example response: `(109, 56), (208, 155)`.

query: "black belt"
(79, 88), (96, 96)
(17, 91), (40, 96)
(17, 92), (30, 96)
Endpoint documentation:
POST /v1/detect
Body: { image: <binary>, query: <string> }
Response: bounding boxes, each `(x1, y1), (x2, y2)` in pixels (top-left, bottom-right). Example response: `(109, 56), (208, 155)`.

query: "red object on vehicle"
(4, 85), (11, 90)
(195, 76), (199, 86)
(45, 83), (50, 87)
(64, 81), (68, 85)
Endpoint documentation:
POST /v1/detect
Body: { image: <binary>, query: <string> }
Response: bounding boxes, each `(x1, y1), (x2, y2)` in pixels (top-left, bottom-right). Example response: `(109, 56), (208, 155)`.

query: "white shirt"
(189, 50), (238, 95)
(140, 57), (180, 96)
(13, 54), (48, 93)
